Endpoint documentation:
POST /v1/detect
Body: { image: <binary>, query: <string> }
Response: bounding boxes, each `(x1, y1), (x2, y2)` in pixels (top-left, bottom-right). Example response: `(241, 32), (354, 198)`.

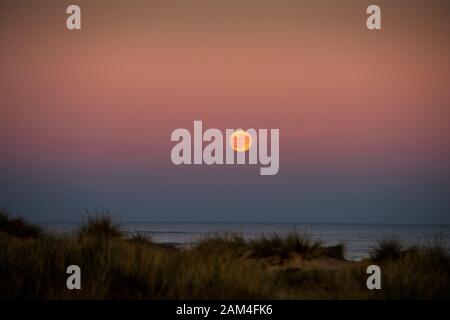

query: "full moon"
(229, 129), (252, 152)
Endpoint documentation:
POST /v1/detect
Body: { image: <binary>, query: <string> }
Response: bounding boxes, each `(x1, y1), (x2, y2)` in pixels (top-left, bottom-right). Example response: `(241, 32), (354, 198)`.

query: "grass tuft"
(194, 233), (246, 253)
(249, 233), (325, 259)
(370, 237), (404, 262)
(324, 243), (346, 259)
(127, 233), (153, 246)
(0, 209), (42, 239)
(77, 211), (123, 238)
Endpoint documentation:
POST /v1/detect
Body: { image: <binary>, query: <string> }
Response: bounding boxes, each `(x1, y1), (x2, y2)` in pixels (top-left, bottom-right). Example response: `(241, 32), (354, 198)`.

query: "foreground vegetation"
(0, 210), (449, 299)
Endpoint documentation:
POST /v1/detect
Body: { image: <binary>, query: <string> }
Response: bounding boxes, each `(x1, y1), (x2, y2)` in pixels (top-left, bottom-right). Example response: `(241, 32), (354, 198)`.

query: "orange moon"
(229, 129), (252, 152)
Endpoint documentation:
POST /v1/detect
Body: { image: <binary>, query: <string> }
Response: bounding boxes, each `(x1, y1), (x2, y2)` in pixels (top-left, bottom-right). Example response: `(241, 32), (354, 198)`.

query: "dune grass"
(370, 237), (405, 262)
(368, 241), (450, 299)
(248, 233), (324, 259)
(0, 209), (42, 239)
(194, 232), (346, 260)
(77, 211), (123, 239)
(0, 213), (449, 299)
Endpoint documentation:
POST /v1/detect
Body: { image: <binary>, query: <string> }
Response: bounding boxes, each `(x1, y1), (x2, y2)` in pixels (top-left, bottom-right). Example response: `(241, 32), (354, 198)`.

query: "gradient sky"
(1, 0), (449, 223)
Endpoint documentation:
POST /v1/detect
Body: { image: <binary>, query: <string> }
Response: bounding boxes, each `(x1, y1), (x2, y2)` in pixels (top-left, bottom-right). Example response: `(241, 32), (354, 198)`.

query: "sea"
(39, 222), (450, 261)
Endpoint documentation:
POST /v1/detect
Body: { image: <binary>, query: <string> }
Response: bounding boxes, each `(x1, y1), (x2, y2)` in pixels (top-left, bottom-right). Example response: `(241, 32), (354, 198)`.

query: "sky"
(1, 0), (449, 224)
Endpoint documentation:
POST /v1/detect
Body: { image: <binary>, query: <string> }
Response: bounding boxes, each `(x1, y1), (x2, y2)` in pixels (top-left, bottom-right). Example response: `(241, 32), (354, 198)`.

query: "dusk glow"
(1, 0), (449, 223)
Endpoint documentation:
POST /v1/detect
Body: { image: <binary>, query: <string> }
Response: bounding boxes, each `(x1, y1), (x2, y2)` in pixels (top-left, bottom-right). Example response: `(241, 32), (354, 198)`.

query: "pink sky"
(0, 0), (449, 222)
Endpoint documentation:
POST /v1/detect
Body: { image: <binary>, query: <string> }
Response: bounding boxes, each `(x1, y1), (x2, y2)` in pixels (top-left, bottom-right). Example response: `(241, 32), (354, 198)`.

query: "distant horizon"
(31, 218), (450, 227)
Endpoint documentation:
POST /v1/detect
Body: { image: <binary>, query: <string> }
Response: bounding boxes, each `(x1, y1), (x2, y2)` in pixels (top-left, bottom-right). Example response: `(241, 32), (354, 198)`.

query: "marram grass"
(0, 212), (449, 299)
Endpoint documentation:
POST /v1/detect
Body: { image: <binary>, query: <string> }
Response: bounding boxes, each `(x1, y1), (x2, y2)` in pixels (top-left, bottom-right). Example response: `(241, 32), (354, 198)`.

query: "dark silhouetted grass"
(323, 243), (346, 259)
(77, 212), (123, 239)
(370, 237), (404, 262)
(0, 210), (42, 239)
(194, 233), (246, 254)
(0, 213), (449, 299)
(127, 233), (177, 251)
(194, 232), (345, 260)
(369, 241), (450, 299)
(248, 233), (340, 260)
(127, 233), (153, 246)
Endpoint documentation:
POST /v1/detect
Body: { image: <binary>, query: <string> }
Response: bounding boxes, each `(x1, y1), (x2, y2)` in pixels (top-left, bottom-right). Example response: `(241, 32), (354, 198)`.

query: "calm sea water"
(39, 222), (450, 261)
